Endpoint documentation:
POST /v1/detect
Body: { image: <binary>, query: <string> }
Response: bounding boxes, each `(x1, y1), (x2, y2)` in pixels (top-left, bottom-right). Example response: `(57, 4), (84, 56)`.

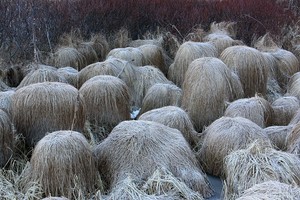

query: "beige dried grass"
(22, 130), (100, 199)
(220, 45), (269, 97)
(138, 106), (199, 147)
(53, 47), (87, 70)
(17, 68), (68, 89)
(0, 90), (15, 117)
(138, 83), (182, 117)
(89, 33), (110, 61)
(265, 125), (293, 151)
(133, 65), (172, 107)
(12, 82), (86, 147)
(106, 47), (146, 66)
(182, 57), (244, 132)
(93, 120), (212, 198)
(138, 44), (169, 75)
(0, 109), (14, 168)
(57, 67), (78, 88)
(271, 96), (300, 126)
(196, 116), (271, 177)
(79, 75), (130, 140)
(255, 33), (300, 90)
(167, 41), (218, 87)
(223, 141), (300, 200)
(208, 21), (238, 39)
(236, 181), (300, 200)
(224, 95), (273, 128)
(77, 42), (99, 65)
(286, 72), (300, 100)
(289, 107), (300, 125)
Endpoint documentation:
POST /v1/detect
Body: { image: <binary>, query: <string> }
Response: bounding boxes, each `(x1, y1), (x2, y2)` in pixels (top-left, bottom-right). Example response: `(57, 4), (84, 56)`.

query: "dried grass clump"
(133, 65), (172, 107)
(223, 141), (300, 200)
(93, 120), (212, 198)
(57, 67), (78, 88)
(42, 197), (69, 200)
(12, 82), (86, 147)
(78, 57), (137, 91)
(167, 41), (218, 87)
(197, 116), (271, 177)
(138, 106), (199, 147)
(138, 44), (169, 75)
(255, 33), (300, 90)
(0, 90), (15, 117)
(182, 57), (244, 132)
(17, 68), (68, 89)
(220, 45), (269, 97)
(265, 125), (293, 151)
(271, 96), (300, 126)
(79, 75), (130, 140)
(89, 33), (110, 61)
(224, 95), (273, 128)
(0, 109), (14, 167)
(77, 42), (99, 65)
(22, 131), (99, 199)
(286, 72), (300, 100)
(2, 64), (24, 87)
(53, 47), (87, 70)
(106, 47), (146, 66)
(289, 108), (300, 125)
(107, 169), (204, 200)
(204, 21), (243, 55)
(236, 181), (300, 200)
(138, 83), (182, 117)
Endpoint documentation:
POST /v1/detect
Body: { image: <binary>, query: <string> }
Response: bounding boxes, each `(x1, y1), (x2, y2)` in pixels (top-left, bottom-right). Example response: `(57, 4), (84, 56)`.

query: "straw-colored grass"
(223, 141), (300, 200)
(93, 120), (213, 198)
(0, 109), (14, 168)
(236, 181), (300, 200)
(53, 47), (87, 70)
(21, 130), (100, 199)
(265, 125), (293, 151)
(271, 96), (300, 126)
(133, 65), (172, 107)
(106, 47), (146, 66)
(79, 75), (130, 141)
(12, 82), (86, 147)
(137, 83), (182, 117)
(77, 42), (99, 65)
(182, 57), (244, 132)
(167, 41), (218, 87)
(220, 45), (269, 97)
(138, 44), (169, 75)
(138, 106), (199, 147)
(196, 116), (271, 177)
(57, 67), (78, 88)
(17, 68), (68, 89)
(89, 33), (110, 61)
(224, 95), (273, 128)
(0, 90), (15, 117)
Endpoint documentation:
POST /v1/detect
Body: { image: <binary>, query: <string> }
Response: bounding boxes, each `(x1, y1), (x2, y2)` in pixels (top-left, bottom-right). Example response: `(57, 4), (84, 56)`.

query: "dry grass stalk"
(182, 57), (244, 132)
(223, 141), (300, 200)
(196, 116), (271, 177)
(137, 83), (182, 117)
(220, 45), (268, 97)
(265, 125), (293, 151)
(0, 109), (14, 168)
(167, 41), (217, 87)
(271, 96), (300, 126)
(17, 67), (68, 89)
(235, 181), (300, 200)
(286, 121), (300, 149)
(106, 47), (146, 66)
(286, 72), (300, 100)
(57, 67), (79, 88)
(133, 65), (172, 107)
(289, 107), (300, 125)
(22, 131), (100, 199)
(0, 90), (15, 117)
(93, 120), (212, 198)
(12, 82), (86, 147)
(224, 95), (273, 128)
(53, 47), (87, 70)
(138, 106), (199, 147)
(255, 33), (300, 90)
(79, 75), (130, 141)
(138, 44), (169, 75)
(89, 33), (110, 61)
(77, 42), (99, 65)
